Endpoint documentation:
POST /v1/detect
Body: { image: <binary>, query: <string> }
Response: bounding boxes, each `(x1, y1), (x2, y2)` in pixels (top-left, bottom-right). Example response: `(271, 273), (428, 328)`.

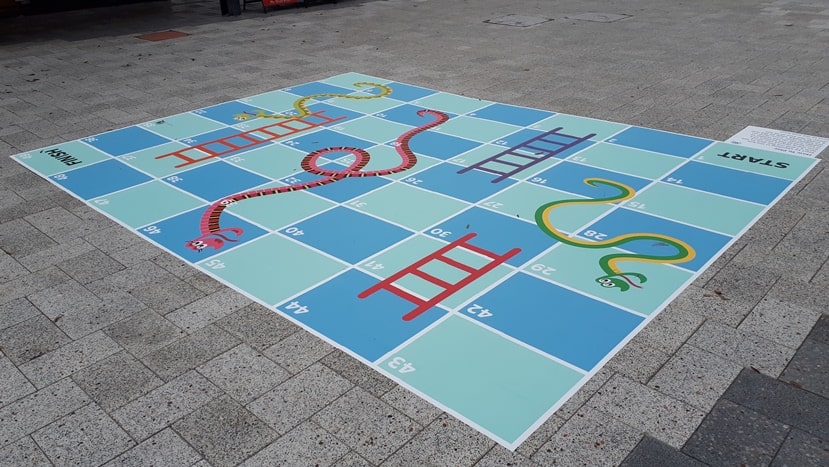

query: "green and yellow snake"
(534, 177), (696, 291)
(234, 82), (393, 121)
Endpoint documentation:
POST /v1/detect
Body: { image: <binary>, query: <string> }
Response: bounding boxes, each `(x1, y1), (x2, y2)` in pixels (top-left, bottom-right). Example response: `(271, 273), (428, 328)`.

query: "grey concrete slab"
(215, 302), (299, 352)
(605, 339), (672, 384)
(165, 288), (252, 332)
(682, 399), (790, 467)
(111, 370), (222, 442)
(0, 297), (38, 331)
(0, 313), (71, 365)
(313, 386), (419, 465)
(102, 309), (185, 358)
(241, 420), (350, 467)
(515, 414), (567, 458)
(330, 451), (373, 467)
(771, 428), (829, 467)
(172, 395), (277, 467)
(381, 413), (493, 467)
(379, 385), (443, 428)
(779, 338), (829, 398)
(104, 428), (202, 467)
(0, 436), (52, 467)
(622, 435), (707, 467)
(71, 351), (163, 412)
(0, 249), (27, 282)
(19, 330), (122, 389)
(476, 445), (539, 466)
(320, 349), (397, 398)
(0, 355), (35, 408)
(738, 297), (821, 349)
(0, 266), (68, 306)
(247, 363), (353, 436)
(0, 218), (56, 258)
(0, 378), (90, 448)
(263, 329), (335, 375)
(687, 320), (796, 378)
(141, 324), (240, 381)
(196, 343), (291, 404)
(32, 402), (135, 466)
(55, 248), (126, 285)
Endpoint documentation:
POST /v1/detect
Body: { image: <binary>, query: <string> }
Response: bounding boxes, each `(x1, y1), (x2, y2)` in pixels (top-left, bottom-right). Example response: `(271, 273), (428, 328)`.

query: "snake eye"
(598, 278), (613, 284)
(600, 282), (615, 288)
(191, 241), (206, 250)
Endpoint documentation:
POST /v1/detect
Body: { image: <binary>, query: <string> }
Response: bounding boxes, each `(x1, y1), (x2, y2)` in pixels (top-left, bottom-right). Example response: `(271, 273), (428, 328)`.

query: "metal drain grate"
(565, 13), (631, 23)
(484, 14), (551, 27)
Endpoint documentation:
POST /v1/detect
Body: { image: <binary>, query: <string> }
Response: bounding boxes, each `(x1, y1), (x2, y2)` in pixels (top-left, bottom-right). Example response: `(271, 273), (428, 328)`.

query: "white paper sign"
(727, 126), (829, 158)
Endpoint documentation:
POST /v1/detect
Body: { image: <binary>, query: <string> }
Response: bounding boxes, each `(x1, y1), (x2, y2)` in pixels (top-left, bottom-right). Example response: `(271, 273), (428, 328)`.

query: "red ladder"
(458, 127), (596, 183)
(358, 233), (521, 321)
(154, 110), (346, 169)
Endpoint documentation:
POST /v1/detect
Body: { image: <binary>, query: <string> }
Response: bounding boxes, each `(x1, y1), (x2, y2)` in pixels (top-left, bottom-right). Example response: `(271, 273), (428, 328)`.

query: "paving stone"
(23, 206), (92, 242)
(0, 314), (71, 365)
(768, 276), (829, 314)
(71, 351), (163, 412)
(682, 399), (790, 466)
(687, 320), (796, 377)
(531, 407), (642, 467)
(263, 329), (335, 374)
(771, 428), (829, 467)
(648, 344), (743, 411)
(173, 395), (277, 467)
(55, 248), (125, 284)
(242, 420), (350, 467)
(606, 339), (671, 384)
(33, 403), (135, 466)
(0, 436), (52, 466)
(779, 338), (829, 399)
(103, 309), (185, 357)
(248, 363), (353, 435)
(215, 302), (299, 351)
(476, 444), (540, 466)
(313, 386), (419, 465)
(320, 349), (397, 398)
(0, 250), (27, 283)
(738, 298), (821, 349)
(383, 412), (493, 466)
(0, 297), (38, 331)
(330, 451), (373, 467)
(0, 378), (90, 448)
(620, 435), (706, 467)
(141, 324), (240, 381)
(165, 288), (252, 332)
(0, 355), (35, 408)
(84, 225), (162, 267)
(0, 266), (68, 306)
(17, 237), (97, 273)
(725, 367), (828, 439)
(556, 367), (614, 419)
(112, 370), (222, 442)
(807, 314), (829, 346)
(104, 428), (202, 467)
(515, 414), (567, 458)
(380, 385), (443, 427)
(196, 343), (290, 404)
(19, 330), (122, 389)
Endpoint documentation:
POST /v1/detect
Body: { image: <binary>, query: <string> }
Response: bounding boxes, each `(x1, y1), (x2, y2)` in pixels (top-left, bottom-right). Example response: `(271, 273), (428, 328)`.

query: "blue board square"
(662, 161), (791, 205)
(469, 103), (554, 127)
(278, 162), (391, 203)
(425, 207), (553, 267)
(305, 102), (366, 123)
(51, 159), (152, 200)
(385, 82), (438, 102)
(406, 163), (515, 202)
(164, 161), (271, 201)
(375, 104), (457, 127)
(193, 101), (268, 126)
(84, 126), (170, 157)
(607, 127), (712, 158)
(467, 272), (643, 370)
(531, 161), (651, 198)
(281, 129), (376, 154)
(277, 269), (446, 361)
(280, 206), (413, 263)
(138, 207), (268, 263)
(581, 207), (732, 271)
(406, 131), (480, 161)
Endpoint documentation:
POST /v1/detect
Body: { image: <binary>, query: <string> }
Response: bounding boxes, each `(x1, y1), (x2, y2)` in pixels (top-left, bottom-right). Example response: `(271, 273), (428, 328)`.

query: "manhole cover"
(136, 30), (190, 42)
(565, 13), (631, 23)
(484, 14), (551, 27)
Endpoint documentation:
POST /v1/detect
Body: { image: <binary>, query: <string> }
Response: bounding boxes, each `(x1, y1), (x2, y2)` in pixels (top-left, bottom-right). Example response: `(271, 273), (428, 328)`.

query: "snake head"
(184, 228), (245, 252)
(596, 272), (647, 292)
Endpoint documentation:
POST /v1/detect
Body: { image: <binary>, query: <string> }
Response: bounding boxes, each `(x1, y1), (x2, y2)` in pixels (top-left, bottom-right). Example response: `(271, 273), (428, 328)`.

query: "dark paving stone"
(620, 435), (706, 467)
(724, 368), (828, 439)
(780, 338), (829, 399)
(682, 399), (790, 467)
(806, 314), (829, 346)
(771, 429), (829, 467)
(0, 314), (71, 365)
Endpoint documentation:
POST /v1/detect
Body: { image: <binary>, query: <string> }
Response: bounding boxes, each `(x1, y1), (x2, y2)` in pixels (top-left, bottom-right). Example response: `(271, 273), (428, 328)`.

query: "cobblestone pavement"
(1, 0), (827, 465)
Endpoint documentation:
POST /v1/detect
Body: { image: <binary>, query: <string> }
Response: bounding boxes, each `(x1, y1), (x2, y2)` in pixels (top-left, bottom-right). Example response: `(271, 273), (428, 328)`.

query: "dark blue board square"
(193, 101), (269, 126)
(425, 207), (554, 267)
(280, 206), (412, 264)
(663, 161), (791, 205)
(278, 162), (391, 203)
(530, 161), (651, 198)
(385, 82), (438, 102)
(405, 163), (515, 202)
(137, 207), (267, 263)
(375, 104), (457, 127)
(284, 82), (357, 98)
(607, 127), (712, 158)
(280, 129), (375, 154)
(467, 272), (643, 371)
(51, 159), (151, 200)
(164, 161), (271, 202)
(582, 208), (733, 272)
(84, 126), (170, 157)
(404, 131), (480, 161)
(468, 103), (554, 127)
(277, 269), (446, 362)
